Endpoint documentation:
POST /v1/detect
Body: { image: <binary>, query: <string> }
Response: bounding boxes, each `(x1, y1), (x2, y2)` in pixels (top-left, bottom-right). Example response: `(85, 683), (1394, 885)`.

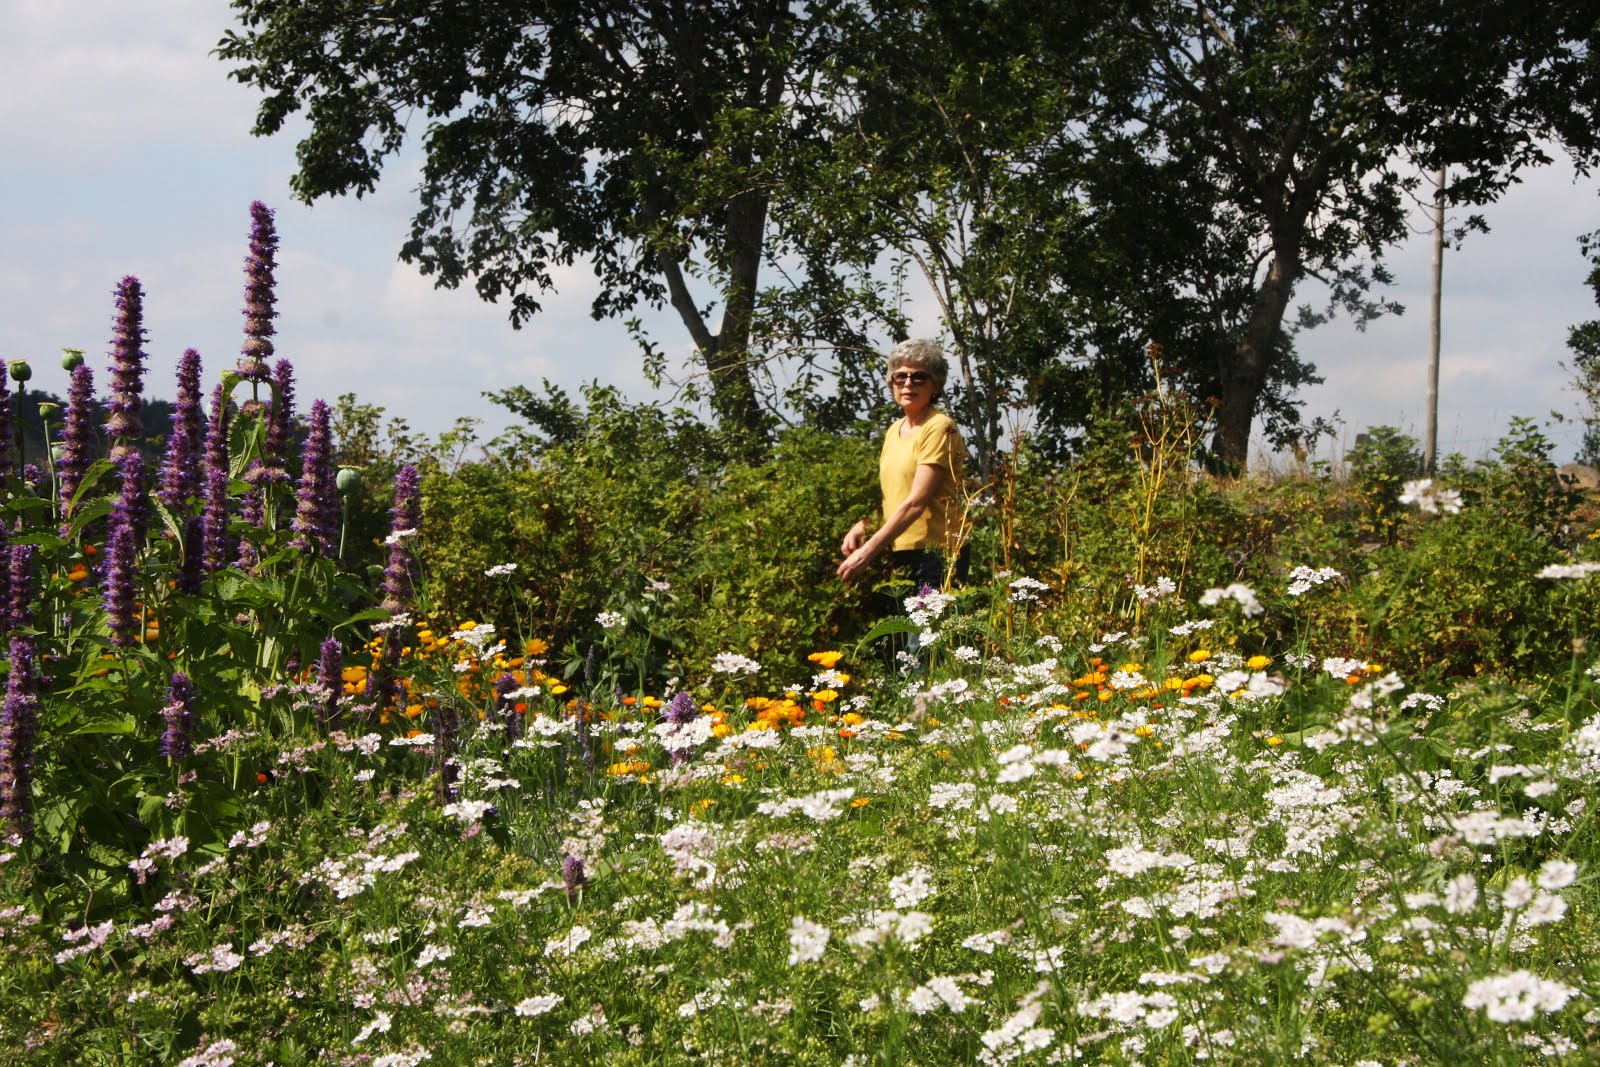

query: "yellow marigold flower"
(1118, 662), (1143, 674)
(925, 717), (943, 728)
(840, 712), (865, 727)
(404, 703), (424, 719)
(525, 638), (549, 655)
(1134, 724), (1154, 738)
(642, 696), (662, 709)
(1188, 649), (1211, 663)
(67, 564), (89, 582)
(691, 798), (716, 816)
(457, 620), (477, 631)
(1266, 735), (1284, 746)
(850, 797), (871, 809)
(550, 684), (568, 696)
(712, 723), (732, 738)
(885, 731), (905, 741)
(808, 651), (843, 669)
(1163, 677), (1185, 690)
(721, 773), (746, 786)
(1097, 690), (1114, 702)
(811, 689), (839, 705)
(1247, 655), (1273, 670)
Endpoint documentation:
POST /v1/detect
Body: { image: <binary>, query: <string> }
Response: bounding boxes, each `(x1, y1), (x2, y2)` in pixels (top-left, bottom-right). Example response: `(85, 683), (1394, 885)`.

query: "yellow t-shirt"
(879, 410), (965, 553)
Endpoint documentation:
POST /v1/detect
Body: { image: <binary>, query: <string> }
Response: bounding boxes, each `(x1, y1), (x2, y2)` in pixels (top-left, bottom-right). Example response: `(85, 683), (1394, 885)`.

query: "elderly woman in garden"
(837, 339), (969, 591)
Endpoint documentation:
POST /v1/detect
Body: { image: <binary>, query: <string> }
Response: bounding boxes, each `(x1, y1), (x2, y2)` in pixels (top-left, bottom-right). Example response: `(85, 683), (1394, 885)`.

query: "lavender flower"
(239, 202), (277, 384)
(0, 528), (9, 627)
(562, 854), (587, 903)
(158, 349), (205, 513)
(160, 672), (196, 760)
(0, 635), (40, 838)
(105, 275), (147, 452)
(20, 465), (42, 492)
(112, 449), (147, 550)
(102, 523), (138, 648)
(201, 385), (232, 573)
(5, 544), (34, 633)
(56, 364), (96, 523)
(290, 399), (337, 555)
(175, 516), (204, 596)
(380, 465), (421, 611)
(316, 637), (343, 729)
(664, 690), (699, 725)
(266, 358), (296, 464)
(494, 672), (520, 748)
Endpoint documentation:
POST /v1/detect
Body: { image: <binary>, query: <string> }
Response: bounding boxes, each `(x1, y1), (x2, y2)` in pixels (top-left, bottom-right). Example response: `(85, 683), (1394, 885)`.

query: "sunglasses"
(890, 371), (933, 386)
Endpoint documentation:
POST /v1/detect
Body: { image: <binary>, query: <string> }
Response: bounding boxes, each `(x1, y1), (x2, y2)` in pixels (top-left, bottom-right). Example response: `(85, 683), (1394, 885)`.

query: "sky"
(3, 0), (1598, 467)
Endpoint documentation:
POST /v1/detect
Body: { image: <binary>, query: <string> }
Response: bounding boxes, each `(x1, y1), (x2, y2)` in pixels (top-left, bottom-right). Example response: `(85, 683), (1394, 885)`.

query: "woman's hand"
(837, 544), (875, 583)
(840, 521), (868, 556)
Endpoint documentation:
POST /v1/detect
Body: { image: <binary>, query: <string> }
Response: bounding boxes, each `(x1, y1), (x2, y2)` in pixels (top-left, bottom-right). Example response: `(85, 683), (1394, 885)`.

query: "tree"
(219, 0), (865, 449)
(1566, 229), (1600, 468)
(1076, 0), (1600, 467)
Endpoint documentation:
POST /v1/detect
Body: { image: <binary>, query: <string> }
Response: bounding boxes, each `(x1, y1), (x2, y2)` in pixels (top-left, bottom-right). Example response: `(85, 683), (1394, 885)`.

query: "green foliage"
(1347, 426), (1422, 543)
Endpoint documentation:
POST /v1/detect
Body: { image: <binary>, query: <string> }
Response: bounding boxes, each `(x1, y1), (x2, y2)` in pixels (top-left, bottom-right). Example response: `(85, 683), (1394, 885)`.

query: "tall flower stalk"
(57, 364), (96, 527)
(290, 399), (337, 555)
(158, 349), (205, 513)
(370, 465), (421, 716)
(316, 637), (343, 730)
(202, 385), (232, 573)
(105, 275), (147, 457)
(0, 635), (40, 840)
(5, 544), (34, 633)
(238, 201), (278, 390)
(267, 358), (296, 466)
(159, 672), (196, 761)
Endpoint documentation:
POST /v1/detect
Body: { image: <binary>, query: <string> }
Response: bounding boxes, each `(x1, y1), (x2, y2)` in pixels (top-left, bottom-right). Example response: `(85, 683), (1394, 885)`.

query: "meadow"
(1, 206), (1598, 1066)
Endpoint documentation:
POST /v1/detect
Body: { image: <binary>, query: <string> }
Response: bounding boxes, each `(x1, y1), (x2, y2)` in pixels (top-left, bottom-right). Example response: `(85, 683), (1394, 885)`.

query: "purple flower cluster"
(105, 275), (147, 452)
(202, 385), (233, 573)
(158, 349), (205, 513)
(160, 672), (196, 761)
(4, 544), (34, 633)
(494, 672), (521, 748)
(316, 637), (343, 729)
(56, 364), (97, 525)
(267, 358), (296, 463)
(1, 636), (40, 839)
(562, 854), (588, 903)
(103, 452), (146, 647)
(290, 399), (338, 555)
(381, 465), (421, 611)
(239, 202), (278, 383)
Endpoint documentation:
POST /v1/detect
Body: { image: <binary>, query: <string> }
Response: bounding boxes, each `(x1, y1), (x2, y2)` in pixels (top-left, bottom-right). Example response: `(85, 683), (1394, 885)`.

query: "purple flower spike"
(291, 399), (337, 555)
(160, 671), (196, 761)
(105, 275), (148, 452)
(5, 544), (35, 633)
(0, 528), (10, 626)
(112, 448), (147, 550)
(494, 671), (521, 747)
(158, 349), (205, 513)
(267, 358), (296, 464)
(57, 364), (97, 525)
(380, 465), (421, 611)
(239, 202), (278, 383)
(316, 636), (343, 729)
(176, 515), (204, 596)
(102, 523), (138, 648)
(562, 854), (587, 903)
(1, 635), (41, 839)
(664, 691), (699, 725)
(201, 385), (232, 573)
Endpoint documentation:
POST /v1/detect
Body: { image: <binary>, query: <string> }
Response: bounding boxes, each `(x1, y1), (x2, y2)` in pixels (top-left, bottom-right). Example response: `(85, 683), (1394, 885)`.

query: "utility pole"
(1424, 165), (1445, 474)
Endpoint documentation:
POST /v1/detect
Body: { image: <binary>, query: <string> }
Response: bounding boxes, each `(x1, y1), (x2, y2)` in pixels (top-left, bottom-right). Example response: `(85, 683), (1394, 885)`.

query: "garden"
(1, 205), (1598, 1066)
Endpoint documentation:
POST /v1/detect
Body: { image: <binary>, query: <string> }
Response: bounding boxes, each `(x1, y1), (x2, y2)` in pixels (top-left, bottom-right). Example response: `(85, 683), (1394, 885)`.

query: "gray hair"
(886, 338), (949, 391)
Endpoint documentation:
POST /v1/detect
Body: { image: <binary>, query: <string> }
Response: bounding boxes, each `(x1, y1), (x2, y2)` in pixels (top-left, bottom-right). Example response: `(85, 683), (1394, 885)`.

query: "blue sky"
(4, 0), (1598, 465)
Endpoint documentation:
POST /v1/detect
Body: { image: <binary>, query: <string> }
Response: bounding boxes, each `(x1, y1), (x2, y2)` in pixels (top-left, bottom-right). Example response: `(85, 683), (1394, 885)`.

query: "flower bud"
(60, 348), (84, 371)
(336, 467), (364, 495)
(37, 402), (60, 418)
(8, 361), (31, 383)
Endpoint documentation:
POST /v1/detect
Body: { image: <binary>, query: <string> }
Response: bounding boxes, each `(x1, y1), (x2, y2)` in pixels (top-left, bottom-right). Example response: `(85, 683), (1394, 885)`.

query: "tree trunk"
(1213, 244), (1301, 469)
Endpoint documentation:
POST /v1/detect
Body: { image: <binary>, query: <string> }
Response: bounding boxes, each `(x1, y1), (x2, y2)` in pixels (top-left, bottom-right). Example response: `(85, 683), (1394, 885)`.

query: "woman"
(837, 339), (968, 590)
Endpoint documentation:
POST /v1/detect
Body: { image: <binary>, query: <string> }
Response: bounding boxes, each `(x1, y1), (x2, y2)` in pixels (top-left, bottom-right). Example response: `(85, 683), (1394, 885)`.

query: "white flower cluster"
(711, 652), (762, 675)
(1399, 478), (1463, 514)
(1462, 970), (1577, 1023)
(1286, 565), (1341, 596)
(596, 610), (626, 631)
(787, 915), (830, 965)
(1536, 561), (1600, 579)
(483, 562), (519, 577)
(1007, 577), (1050, 604)
(1198, 583), (1264, 617)
(1133, 576), (1178, 603)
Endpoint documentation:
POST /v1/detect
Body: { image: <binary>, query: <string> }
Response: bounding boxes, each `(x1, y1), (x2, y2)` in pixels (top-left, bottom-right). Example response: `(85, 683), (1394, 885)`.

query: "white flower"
(515, 994), (563, 1017)
(596, 611), (626, 630)
(1537, 562), (1600, 579)
(710, 652), (762, 675)
(415, 942), (454, 968)
(1197, 583), (1264, 617)
(887, 866), (935, 909)
(1462, 971), (1577, 1023)
(787, 916), (831, 965)
(1537, 859), (1578, 890)
(1443, 874), (1478, 915)
(1286, 565), (1341, 596)
(1399, 479), (1464, 514)
(483, 562), (519, 577)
